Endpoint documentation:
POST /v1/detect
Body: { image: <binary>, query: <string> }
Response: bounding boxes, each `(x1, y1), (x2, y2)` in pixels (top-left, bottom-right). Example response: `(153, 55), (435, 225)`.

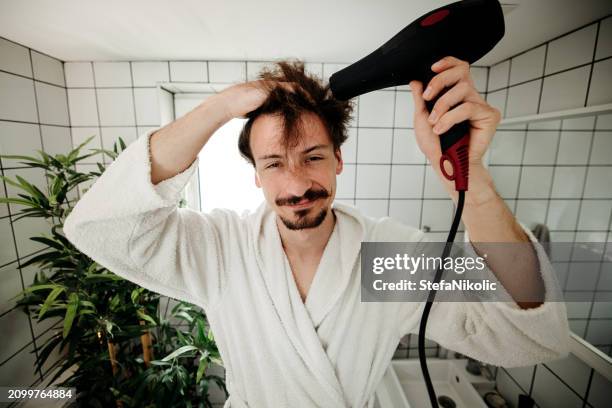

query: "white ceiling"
(0, 0), (611, 66)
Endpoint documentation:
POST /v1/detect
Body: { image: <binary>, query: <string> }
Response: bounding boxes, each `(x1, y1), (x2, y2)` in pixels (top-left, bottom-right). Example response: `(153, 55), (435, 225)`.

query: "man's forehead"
(251, 113), (331, 158)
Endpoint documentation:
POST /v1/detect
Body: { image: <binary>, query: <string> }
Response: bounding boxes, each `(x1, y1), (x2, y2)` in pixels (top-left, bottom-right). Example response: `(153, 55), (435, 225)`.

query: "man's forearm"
(150, 95), (230, 185)
(438, 164), (545, 309)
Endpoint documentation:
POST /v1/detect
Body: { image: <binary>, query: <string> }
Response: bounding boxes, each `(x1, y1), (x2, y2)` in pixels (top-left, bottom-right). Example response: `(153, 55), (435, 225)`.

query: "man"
(64, 58), (570, 407)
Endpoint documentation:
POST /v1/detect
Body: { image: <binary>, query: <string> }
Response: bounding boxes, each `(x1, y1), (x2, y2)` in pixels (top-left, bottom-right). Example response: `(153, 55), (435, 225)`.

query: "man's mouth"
(287, 197), (319, 208)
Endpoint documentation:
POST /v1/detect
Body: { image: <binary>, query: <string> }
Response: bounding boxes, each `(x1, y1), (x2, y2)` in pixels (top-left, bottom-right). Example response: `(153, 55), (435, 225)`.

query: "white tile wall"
(0, 121), (42, 167)
(40, 125), (72, 158)
(31, 51), (65, 87)
(93, 62), (132, 87)
(389, 200), (422, 228)
(12, 216), (49, 256)
(389, 165), (424, 199)
(358, 91), (395, 127)
(67, 88), (98, 126)
(538, 354), (591, 395)
(515, 199), (548, 226)
(420, 199), (453, 231)
(0, 308), (33, 365)
(509, 46), (546, 86)
(0, 71), (38, 122)
(357, 128), (392, 163)
(336, 163), (355, 199)
(595, 16), (612, 59)
(132, 61), (170, 86)
(485, 89), (507, 117)
(586, 58), (612, 106)
(589, 131), (612, 164)
(0, 218), (17, 263)
(547, 200), (580, 230)
(423, 166), (449, 198)
(0, 38), (32, 77)
(355, 199), (388, 218)
(323, 63), (348, 82)
(35, 82), (69, 126)
(489, 166), (520, 199)
(0, 178), (8, 218)
(505, 79), (541, 117)
(545, 25), (597, 75)
(208, 61), (246, 83)
(355, 165), (390, 198)
(522, 130), (559, 165)
(578, 201), (612, 230)
(487, 60), (509, 91)
(392, 128), (425, 164)
(246, 61), (273, 81)
(96, 88), (135, 126)
(170, 61), (208, 82)
(583, 167), (612, 198)
(488, 129), (525, 164)
(394, 91), (414, 128)
(518, 166), (554, 198)
(64, 62), (94, 87)
(340, 127), (357, 163)
(557, 131), (592, 165)
(470, 66), (488, 93)
(550, 166), (587, 198)
(540, 66), (590, 112)
(562, 115), (595, 130)
(134, 88), (160, 126)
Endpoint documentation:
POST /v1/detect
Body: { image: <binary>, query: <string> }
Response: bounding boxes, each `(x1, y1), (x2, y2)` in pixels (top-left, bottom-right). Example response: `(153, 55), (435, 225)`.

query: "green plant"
(0, 136), (226, 407)
(116, 301), (227, 408)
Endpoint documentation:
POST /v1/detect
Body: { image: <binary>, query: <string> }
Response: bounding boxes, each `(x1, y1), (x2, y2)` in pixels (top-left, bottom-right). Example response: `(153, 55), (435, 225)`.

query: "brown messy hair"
(237, 59), (355, 167)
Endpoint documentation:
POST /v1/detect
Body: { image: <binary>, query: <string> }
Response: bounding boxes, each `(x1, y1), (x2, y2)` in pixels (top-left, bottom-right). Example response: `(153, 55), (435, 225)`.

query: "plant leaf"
(62, 292), (79, 338)
(161, 345), (198, 362)
(39, 286), (65, 319)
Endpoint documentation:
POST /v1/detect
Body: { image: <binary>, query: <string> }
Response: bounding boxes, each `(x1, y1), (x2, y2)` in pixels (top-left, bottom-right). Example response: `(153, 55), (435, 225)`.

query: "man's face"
(250, 112), (343, 231)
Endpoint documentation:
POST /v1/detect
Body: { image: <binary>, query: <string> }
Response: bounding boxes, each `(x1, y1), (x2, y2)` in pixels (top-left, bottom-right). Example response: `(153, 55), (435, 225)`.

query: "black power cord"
(418, 190), (465, 408)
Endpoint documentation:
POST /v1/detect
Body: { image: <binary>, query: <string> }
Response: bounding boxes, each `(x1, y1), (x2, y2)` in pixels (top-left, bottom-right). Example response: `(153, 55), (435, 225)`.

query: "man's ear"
(334, 147), (343, 175)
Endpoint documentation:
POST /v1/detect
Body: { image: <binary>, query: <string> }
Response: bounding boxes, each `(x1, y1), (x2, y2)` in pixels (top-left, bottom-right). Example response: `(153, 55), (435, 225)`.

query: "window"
(197, 117), (264, 214)
(172, 92), (263, 215)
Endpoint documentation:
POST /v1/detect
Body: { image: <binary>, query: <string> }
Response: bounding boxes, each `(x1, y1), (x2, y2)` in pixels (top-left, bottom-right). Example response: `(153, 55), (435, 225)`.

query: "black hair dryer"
(329, 0), (505, 192)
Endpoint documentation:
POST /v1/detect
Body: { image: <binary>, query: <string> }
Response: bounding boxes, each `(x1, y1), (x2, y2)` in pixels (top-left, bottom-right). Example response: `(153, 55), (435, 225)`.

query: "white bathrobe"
(63, 128), (570, 408)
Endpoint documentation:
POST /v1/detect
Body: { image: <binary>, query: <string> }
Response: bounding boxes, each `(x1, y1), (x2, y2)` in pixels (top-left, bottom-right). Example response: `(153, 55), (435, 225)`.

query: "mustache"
(276, 188), (330, 206)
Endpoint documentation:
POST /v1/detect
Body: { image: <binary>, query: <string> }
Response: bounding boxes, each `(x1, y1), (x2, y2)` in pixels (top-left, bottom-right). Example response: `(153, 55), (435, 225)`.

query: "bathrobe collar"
(249, 200), (368, 406)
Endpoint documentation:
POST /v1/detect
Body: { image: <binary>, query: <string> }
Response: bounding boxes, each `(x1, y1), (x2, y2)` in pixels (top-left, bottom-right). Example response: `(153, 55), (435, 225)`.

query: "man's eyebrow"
(256, 144), (330, 161)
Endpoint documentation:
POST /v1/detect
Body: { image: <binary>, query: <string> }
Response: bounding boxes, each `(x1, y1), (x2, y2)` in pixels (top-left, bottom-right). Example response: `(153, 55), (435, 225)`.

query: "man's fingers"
(409, 80), (427, 114)
(423, 65), (470, 102)
(432, 101), (484, 134)
(431, 56), (469, 72)
(428, 81), (482, 125)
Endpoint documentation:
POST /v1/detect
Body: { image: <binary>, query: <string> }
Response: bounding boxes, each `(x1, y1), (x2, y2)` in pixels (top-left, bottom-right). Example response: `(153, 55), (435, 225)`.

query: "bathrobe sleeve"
(63, 128), (230, 310)
(397, 222), (571, 368)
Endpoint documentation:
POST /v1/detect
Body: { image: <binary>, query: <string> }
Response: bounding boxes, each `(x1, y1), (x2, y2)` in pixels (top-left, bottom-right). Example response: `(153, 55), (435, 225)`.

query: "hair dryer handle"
(424, 92), (470, 192)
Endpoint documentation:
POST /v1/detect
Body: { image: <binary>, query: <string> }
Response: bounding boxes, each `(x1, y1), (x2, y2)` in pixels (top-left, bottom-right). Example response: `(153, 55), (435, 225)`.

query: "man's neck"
(276, 207), (337, 260)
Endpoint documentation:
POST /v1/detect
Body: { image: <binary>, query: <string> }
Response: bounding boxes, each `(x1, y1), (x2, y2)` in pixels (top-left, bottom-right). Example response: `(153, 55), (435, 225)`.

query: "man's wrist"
(436, 162), (498, 207)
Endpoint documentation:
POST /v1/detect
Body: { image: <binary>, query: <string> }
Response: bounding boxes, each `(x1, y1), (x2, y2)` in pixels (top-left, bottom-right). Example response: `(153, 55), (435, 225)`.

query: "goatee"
(279, 207), (328, 230)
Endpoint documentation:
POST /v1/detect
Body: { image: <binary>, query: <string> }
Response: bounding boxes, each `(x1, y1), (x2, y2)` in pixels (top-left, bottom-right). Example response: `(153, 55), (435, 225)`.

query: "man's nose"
(283, 167), (312, 198)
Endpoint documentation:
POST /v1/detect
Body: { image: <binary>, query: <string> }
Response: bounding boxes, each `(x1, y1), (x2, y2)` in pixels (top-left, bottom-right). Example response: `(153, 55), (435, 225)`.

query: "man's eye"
(306, 156), (323, 162)
(266, 162), (280, 169)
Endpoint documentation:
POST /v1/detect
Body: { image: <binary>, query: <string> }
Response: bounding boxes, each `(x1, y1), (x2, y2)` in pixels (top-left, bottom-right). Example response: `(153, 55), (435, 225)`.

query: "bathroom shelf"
(499, 103), (612, 127)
